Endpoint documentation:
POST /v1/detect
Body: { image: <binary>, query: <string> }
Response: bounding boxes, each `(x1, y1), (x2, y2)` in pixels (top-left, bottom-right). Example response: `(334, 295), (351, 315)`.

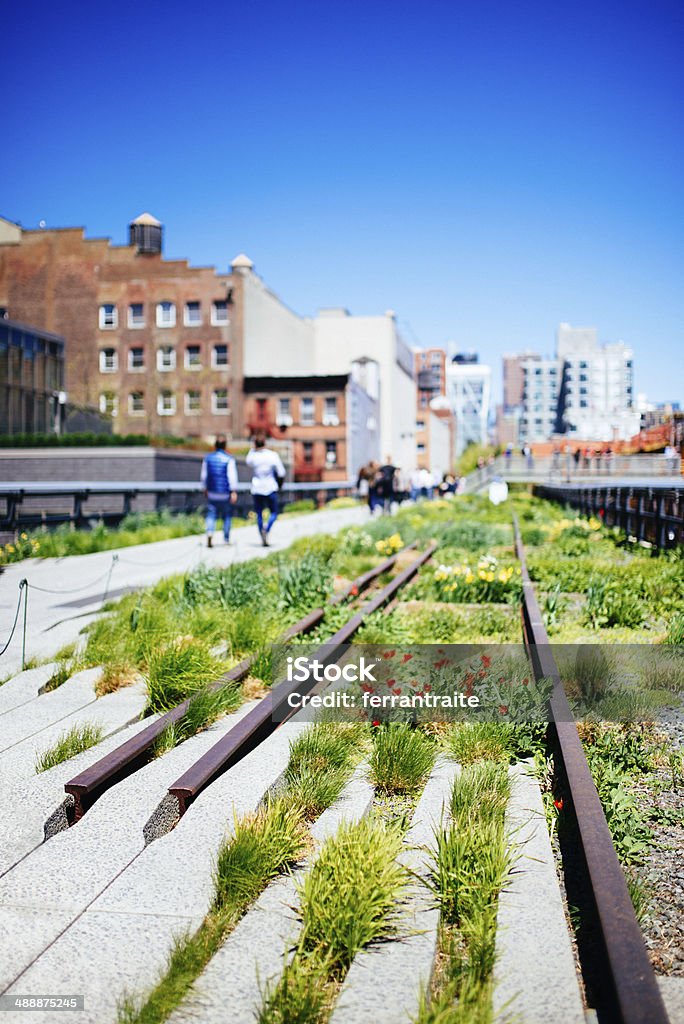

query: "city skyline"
(3, 0), (683, 406)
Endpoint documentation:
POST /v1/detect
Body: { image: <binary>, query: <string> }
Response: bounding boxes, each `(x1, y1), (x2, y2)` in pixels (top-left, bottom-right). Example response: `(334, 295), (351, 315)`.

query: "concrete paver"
(0, 668), (102, 754)
(493, 762), (585, 1024)
(330, 758), (458, 1024)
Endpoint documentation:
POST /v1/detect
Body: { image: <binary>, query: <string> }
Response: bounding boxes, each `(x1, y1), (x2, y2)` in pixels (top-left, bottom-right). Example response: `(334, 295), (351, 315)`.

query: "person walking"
(201, 435), (238, 548)
(377, 456), (398, 513)
(246, 433), (286, 546)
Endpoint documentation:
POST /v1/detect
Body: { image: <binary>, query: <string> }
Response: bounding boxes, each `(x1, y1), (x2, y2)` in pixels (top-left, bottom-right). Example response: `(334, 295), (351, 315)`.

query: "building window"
(99, 391), (118, 416)
(128, 303), (144, 329)
(128, 347), (144, 371)
(300, 397), (314, 425)
(580, 399), (588, 408)
(184, 301), (201, 326)
(157, 346), (176, 371)
(417, 443), (426, 455)
(325, 441), (337, 465)
(99, 348), (118, 373)
(212, 343), (229, 368)
(99, 304), (117, 330)
(212, 388), (229, 413)
(156, 301), (176, 328)
(323, 396), (339, 426)
(416, 419), (425, 430)
(185, 345), (201, 369)
(303, 441), (314, 464)
(129, 391), (145, 415)
(185, 390), (201, 415)
(277, 397), (292, 425)
(212, 300), (229, 325)
(157, 391), (176, 416)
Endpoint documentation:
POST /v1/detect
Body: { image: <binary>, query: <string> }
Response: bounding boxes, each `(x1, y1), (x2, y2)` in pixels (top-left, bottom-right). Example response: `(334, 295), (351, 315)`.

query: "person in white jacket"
(246, 434), (286, 546)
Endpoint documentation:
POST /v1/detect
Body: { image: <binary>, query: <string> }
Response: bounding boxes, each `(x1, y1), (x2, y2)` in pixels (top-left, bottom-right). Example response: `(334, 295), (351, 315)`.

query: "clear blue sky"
(3, 0), (683, 404)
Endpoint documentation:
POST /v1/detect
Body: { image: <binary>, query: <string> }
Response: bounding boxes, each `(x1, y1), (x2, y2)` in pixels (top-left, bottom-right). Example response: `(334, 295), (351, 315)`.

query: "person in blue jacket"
(200, 435), (238, 547)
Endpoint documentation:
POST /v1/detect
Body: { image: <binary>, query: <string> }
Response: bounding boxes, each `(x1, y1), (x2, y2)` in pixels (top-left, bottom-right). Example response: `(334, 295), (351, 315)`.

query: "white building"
(517, 324), (639, 443)
(446, 355), (491, 455)
(313, 308), (417, 471)
(519, 357), (560, 443)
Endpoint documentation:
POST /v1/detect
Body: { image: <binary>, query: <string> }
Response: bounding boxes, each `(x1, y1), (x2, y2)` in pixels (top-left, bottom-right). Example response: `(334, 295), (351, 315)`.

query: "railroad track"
(0, 516), (678, 1023)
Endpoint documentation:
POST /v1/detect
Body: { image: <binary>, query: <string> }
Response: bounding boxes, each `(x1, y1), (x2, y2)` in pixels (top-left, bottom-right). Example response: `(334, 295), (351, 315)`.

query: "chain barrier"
(0, 579), (27, 660)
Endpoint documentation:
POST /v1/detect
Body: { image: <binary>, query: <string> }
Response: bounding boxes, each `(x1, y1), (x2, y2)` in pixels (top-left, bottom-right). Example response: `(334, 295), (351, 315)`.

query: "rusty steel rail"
(513, 515), (668, 1024)
(63, 545), (412, 821)
(168, 543), (437, 815)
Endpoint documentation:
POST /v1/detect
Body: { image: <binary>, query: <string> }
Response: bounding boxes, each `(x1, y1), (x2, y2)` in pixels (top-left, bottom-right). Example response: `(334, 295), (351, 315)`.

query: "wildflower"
(372, 719), (381, 728)
(465, 573), (474, 584)
(554, 797), (564, 811)
(401, 653), (413, 663)
(386, 679), (395, 688)
(434, 658), (449, 669)
(382, 650), (396, 660)
(392, 687), (402, 696)
(349, 585), (359, 596)
(522, 677), (529, 686)
(498, 705), (508, 715)
(481, 655), (491, 668)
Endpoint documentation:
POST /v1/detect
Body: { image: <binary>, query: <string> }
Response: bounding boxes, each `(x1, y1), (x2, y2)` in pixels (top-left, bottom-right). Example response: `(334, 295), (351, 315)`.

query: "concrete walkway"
(0, 505), (367, 677)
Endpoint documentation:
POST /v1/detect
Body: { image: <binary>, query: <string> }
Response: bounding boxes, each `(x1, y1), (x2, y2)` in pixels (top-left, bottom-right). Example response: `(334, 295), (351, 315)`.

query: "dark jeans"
(253, 492), (279, 533)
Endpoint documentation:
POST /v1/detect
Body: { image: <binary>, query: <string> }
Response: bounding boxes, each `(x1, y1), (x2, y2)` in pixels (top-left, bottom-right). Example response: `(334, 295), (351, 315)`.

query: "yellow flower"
(486, 572), (495, 582)
(465, 572), (474, 584)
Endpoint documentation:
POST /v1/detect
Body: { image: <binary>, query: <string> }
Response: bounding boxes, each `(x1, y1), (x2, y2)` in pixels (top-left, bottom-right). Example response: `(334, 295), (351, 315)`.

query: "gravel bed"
(636, 694), (684, 976)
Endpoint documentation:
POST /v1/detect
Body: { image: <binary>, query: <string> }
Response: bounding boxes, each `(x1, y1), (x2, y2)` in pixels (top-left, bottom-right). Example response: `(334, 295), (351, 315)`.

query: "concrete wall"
(241, 271), (316, 376)
(313, 310), (417, 472)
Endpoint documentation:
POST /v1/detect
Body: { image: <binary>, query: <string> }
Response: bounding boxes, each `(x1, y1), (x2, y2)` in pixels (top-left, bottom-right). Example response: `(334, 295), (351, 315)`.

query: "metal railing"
(0, 480), (356, 532)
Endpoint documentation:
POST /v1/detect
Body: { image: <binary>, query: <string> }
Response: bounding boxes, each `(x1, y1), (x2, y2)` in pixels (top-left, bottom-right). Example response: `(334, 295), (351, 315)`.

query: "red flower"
(424, 684), (431, 693)
(350, 585), (359, 596)
(434, 658), (449, 669)
(383, 650), (396, 660)
(498, 705), (508, 715)
(386, 678), (395, 688)
(372, 719), (381, 728)
(402, 653), (413, 663)
(554, 797), (564, 811)
(522, 678), (529, 686)
(481, 654), (491, 668)
(598, 508), (605, 517)
(392, 687), (402, 696)
(478, 668), (487, 679)
(360, 683), (375, 693)
(464, 672), (475, 685)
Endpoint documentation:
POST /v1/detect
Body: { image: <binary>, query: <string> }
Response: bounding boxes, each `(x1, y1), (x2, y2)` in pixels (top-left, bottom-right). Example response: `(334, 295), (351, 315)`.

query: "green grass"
(117, 724), (364, 1024)
(145, 640), (227, 714)
(259, 815), (409, 1023)
(418, 762), (512, 1024)
(35, 723), (104, 772)
(284, 723), (367, 819)
(118, 796), (308, 1024)
(369, 723), (436, 795)
(152, 682), (243, 756)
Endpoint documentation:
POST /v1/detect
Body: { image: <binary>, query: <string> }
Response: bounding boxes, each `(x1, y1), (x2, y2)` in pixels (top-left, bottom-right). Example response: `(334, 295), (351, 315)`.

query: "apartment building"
(243, 363), (379, 482)
(0, 214), (239, 438)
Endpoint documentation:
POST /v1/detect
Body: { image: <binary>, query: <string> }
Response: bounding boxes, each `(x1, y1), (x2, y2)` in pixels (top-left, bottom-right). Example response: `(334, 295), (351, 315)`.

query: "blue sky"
(3, 0), (683, 403)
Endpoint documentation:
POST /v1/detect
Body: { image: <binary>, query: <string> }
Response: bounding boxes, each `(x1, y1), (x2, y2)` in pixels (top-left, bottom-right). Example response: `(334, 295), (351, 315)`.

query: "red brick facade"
(0, 219), (243, 439)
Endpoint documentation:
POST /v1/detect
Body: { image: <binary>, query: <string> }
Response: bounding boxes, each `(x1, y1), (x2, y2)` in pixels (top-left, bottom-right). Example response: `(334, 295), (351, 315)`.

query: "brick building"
(0, 214), (241, 439)
(0, 318), (64, 435)
(414, 348), (454, 474)
(243, 366), (380, 482)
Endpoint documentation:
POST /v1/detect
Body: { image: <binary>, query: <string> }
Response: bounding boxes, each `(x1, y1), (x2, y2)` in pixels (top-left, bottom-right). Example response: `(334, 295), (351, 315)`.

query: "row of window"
(100, 389), (229, 417)
(98, 300), (229, 331)
(99, 345), (229, 373)
(276, 396), (339, 427)
(300, 440), (338, 465)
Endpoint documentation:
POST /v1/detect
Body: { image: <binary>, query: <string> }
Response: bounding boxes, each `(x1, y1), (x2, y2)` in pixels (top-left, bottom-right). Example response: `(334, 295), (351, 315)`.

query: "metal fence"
(0, 480), (357, 532)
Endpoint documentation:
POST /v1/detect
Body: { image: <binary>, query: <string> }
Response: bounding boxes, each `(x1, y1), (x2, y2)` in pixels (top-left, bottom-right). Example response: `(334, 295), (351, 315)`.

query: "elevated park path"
(0, 503), (366, 679)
